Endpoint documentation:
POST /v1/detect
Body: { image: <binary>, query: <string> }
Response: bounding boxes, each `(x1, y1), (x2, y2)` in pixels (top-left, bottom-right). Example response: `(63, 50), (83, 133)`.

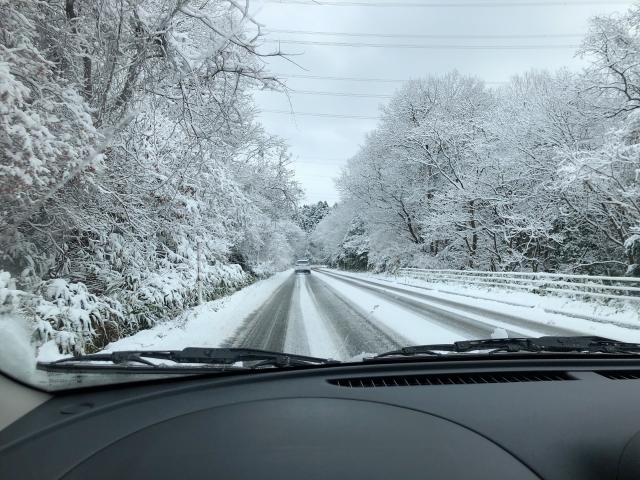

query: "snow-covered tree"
(0, 0), (303, 354)
(321, 5), (640, 276)
(297, 201), (331, 234)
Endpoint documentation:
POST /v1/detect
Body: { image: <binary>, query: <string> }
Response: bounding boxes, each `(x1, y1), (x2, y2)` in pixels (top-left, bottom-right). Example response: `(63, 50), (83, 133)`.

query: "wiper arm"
(375, 336), (640, 358)
(41, 347), (339, 370)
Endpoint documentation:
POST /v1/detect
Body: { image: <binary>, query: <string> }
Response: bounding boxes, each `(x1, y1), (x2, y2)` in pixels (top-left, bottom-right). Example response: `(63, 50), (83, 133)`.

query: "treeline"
(312, 6), (640, 276)
(0, 0), (305, 353)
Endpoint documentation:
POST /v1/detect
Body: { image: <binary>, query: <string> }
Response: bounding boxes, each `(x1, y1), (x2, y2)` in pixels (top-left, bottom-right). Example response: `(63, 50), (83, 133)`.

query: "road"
(224, 269), (581, 360)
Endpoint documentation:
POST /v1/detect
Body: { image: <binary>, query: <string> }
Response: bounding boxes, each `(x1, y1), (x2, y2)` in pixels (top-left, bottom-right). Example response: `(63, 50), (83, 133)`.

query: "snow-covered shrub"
(1, 259), (253, 355)
(1, 271), (121, 355)
(115, 261), (252, 336)
(234, 220), (306, 278)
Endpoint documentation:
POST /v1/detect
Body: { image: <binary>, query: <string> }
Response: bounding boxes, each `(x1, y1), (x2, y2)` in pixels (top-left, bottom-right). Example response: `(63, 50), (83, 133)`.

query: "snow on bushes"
(1, 261), (252, 356)
(1, 271), (118, 354)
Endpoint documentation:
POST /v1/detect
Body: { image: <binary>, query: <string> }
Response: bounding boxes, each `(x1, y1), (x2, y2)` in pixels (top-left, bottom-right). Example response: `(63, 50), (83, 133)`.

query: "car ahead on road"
(294, 260), (311, 274)
(4, 336), (640, 480)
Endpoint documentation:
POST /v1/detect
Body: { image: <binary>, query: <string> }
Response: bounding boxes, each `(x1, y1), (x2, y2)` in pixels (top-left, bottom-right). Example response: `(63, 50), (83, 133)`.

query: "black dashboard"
(3, 356), (640, 479)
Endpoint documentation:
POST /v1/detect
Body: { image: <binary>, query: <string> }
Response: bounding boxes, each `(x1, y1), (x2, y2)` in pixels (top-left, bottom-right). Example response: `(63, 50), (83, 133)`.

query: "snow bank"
(0, 313), (38, 384)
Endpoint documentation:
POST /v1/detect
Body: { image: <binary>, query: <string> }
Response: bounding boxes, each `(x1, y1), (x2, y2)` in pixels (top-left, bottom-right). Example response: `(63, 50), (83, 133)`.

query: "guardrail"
(397, 268), (640, 302)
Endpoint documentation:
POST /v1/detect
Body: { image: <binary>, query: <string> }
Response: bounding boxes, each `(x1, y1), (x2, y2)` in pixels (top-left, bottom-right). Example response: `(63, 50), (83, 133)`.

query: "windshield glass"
(3, 0), (640, 391)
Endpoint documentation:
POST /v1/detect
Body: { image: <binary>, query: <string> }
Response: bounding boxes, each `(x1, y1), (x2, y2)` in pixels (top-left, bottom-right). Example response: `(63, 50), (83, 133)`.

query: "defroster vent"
(329, 371), (573, 387)
(596, 371), (640, 380)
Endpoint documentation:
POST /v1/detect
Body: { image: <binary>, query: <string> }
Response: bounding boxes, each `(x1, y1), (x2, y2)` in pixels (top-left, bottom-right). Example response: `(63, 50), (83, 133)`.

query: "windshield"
(2, 0), (640, 391)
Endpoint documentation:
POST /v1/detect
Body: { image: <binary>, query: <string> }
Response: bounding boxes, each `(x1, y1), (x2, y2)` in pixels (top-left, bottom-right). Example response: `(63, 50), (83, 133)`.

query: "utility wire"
(296, 155), (348, 161)
(274, 73), (405, 82)
(283, 89), (393, 98)
(259, 28), (585, 39)
(260, 108), (591, 122)
(306, 195), (341, 200)
(297, 162), (345, 166)
(296, 160), (345, 166)
(254, 0), (631, 7)
(296, 157), (347, 164)
(259, 109), (379, 119)
(295, 174), (337, 178)
(271, 73), (508, 84)
(262, 39), (579, 49)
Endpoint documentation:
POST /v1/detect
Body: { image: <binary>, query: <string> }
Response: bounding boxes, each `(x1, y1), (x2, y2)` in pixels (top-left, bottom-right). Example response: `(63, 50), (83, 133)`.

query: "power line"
(275, 73), (404, 83)
(255, 0), (631, 7)
(261, 109), (593, 122)
(262, 39), (579, 49)
(271, 73), (508, 84)
(259, 109), (379, 119)
(283, 89), (392, 98)
(297, 160), (345, 166)
(296, 155), (348, 161)
(295, 174), (336, 178)
(260, 28), (585, 39)
(294, 156), (348, 166)
(297, 159), (346, 165)
(305, 192), (341, 197)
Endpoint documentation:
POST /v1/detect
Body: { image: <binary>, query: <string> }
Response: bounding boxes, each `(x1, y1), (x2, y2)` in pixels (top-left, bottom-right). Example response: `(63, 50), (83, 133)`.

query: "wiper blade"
(40, 347), (339, 370)
(375, 336), (640, 358)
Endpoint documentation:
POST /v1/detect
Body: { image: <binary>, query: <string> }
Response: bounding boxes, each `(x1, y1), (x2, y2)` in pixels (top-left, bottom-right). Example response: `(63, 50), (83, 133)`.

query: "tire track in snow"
(224, 274), (295, 351)
(317, 269), (581, 338)
(315, 269), (524, 339)
(283, 275), (312, 356)
(225, 272), (406, 359)
(306, 274), (405, 359)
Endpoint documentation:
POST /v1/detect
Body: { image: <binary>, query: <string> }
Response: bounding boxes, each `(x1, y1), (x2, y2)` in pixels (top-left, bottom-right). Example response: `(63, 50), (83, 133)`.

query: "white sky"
(249, 0), (632, 206)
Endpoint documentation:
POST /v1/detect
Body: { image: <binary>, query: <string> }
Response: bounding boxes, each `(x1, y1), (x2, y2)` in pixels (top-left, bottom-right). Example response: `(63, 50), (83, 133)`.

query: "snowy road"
(316, 270), (582, 339)
(224, 272), (404, 360)
(222, 268), (583, 360)
(102, 267), (640, 360)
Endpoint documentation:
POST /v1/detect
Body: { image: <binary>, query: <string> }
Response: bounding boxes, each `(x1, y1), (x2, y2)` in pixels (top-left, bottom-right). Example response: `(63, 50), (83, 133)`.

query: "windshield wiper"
(38, 347), (339, 372)
(375, 336), (640, 358)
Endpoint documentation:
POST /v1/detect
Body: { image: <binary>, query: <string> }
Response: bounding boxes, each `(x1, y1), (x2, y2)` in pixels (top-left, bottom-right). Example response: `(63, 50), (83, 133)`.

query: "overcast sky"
(248, 0), (632, 206)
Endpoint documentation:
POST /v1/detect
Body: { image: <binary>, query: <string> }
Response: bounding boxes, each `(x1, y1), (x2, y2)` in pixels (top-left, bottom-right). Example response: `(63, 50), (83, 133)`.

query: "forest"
(1, 0), (306, 353)
(311, 6), (640, 277)
(4, 0), (640, 355)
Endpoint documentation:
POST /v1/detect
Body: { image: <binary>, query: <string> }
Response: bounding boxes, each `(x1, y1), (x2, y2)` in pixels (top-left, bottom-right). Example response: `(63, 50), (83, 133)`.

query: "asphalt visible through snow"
(224, 268), (581, 359)
(225, 271), (404, 358)
(225, 274), (295, 352)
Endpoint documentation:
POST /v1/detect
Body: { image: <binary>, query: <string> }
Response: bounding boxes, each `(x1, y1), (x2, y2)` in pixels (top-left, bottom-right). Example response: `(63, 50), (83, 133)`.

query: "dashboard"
(2, 356), (640, 479)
